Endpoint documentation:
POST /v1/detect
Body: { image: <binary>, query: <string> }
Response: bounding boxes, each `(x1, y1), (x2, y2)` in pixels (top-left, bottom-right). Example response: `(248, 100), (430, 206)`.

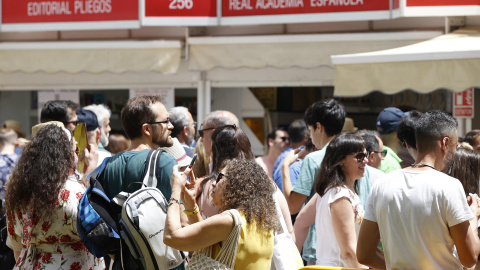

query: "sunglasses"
(280, 136), (289, 142)
(373, 149), (387, 158)
(216, 172), (226, 183)
(354, 152), (369, 162)
(67, 120), (78, 126)
(146, 119), (170, 125)
(199, 124), (237, 138)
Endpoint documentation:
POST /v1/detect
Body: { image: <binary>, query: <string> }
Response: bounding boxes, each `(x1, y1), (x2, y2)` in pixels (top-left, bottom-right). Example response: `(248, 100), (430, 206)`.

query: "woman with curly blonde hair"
(165, 158), (279, 269)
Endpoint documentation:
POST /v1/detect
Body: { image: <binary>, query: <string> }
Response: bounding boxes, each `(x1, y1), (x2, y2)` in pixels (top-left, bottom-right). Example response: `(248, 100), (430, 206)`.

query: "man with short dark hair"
(358, 110), (480, 269)
(397, 110), (423, 161)
(256, 128), (289, 179)
(464, 129), (480, 154)
(96, 96), (181, 270)
(282, 99), (345, 264)
(272, 119), (309, 191)
(40, 100), (79, 131)
(169, 106), (196, 157)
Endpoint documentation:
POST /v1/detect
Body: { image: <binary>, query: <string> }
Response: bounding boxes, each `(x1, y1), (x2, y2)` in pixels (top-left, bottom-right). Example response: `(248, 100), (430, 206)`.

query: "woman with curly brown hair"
(165, 158), (279, 269)
(5, 124), (101, 270)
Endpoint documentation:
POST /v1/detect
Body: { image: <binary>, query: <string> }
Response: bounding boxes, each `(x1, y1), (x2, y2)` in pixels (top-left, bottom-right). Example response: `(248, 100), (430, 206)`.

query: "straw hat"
(3, 120), (26, 138)
(31, 121), (65, 137)
(342, 117), (358, 132)
(161, 138), (192, 167)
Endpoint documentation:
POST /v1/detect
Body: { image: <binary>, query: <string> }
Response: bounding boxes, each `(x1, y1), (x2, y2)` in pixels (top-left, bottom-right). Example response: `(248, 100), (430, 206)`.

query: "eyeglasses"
(373, 149), (387, 158)
(280, 136), (289, 142)
(198, 126), (215, 138)
(216, 173), (226, 183)
(354, 152), (369, 162)
(146, 119), (170, 125)
(199, 124), (237, 138)
(67, 120), (78, 126)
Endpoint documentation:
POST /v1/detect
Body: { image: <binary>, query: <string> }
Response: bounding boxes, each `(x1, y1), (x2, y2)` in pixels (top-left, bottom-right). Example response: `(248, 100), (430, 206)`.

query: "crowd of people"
(1, 95), (480, 270)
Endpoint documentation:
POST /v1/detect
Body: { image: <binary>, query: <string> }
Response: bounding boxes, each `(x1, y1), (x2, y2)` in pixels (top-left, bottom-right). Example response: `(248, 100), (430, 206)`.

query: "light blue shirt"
(293, 145), (328, 263)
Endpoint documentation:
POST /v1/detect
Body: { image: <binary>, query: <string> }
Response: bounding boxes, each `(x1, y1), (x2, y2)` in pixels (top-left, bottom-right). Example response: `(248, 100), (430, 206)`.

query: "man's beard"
(100, 129), (109, 147)
(152, 125), (173, 148)
(443, 149), (455, 172)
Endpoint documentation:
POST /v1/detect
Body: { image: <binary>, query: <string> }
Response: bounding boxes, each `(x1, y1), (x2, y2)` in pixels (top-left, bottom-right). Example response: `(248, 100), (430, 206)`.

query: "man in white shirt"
(357, 110), (480, 269)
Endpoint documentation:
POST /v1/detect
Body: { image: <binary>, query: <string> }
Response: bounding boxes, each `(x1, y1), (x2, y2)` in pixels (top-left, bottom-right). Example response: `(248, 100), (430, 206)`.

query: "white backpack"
(114, 149), (185, 270)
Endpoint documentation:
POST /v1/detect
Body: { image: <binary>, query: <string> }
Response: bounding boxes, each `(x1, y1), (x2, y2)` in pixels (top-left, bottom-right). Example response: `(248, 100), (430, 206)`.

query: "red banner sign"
(2, 0), (138, 23)
(145, 0), (216, 17)
(143, 0), (217, 26)
(223, 0), (389, 16)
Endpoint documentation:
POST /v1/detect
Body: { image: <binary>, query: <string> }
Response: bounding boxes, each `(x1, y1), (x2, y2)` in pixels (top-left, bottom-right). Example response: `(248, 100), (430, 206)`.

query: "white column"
(205, 80), (211, 115)
(457, 117), (465, 137)
(197, 80), (205, 128)
(466, 118), (472, 134)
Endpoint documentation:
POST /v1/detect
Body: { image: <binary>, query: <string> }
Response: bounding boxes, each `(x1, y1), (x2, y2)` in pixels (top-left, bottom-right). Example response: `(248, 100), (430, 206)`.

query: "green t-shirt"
(378, 145), (402, 174)
(98, 149), (177, 201)
(97, 149), (180, 270)
(292, 145), (328, 263)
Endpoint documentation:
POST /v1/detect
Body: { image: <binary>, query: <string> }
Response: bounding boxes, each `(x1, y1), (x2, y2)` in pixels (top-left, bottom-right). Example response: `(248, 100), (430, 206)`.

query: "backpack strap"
(142, 149), (163, 188)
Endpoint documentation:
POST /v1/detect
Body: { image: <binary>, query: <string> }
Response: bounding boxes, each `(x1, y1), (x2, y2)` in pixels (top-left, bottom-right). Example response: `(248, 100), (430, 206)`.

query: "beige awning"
(331, 27), (480, 96)
(188, 32), (443, 71)
(0, 40), (181, 74)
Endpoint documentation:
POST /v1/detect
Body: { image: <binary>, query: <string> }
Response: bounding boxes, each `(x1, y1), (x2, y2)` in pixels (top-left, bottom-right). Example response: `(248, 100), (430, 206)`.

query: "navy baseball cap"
(376, 107), (405, 135)
(76, 109), (99, 132)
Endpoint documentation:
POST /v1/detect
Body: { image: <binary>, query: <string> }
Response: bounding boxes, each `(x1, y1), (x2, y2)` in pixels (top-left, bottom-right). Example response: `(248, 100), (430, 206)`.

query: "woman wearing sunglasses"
(293, 133), (370, 268)
(165, 159), (279, 269)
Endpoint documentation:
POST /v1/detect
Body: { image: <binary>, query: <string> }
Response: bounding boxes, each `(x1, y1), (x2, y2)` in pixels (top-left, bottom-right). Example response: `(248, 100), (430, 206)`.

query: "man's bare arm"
(281, 149), (307, 214)
(356, 219), (386, 269)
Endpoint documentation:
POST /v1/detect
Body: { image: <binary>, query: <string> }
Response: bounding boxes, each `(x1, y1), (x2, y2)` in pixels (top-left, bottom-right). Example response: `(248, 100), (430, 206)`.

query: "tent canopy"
(0, 40), (181, 74)
(331, 27), (480, 96)
(188, 31), (442, 71)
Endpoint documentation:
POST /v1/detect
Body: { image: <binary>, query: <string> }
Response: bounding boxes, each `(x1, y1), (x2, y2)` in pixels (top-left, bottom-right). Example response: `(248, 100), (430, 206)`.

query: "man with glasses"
(255, 128), (289, 179)
(355, 130), (386, 207)
(169, 106), (196, 157)
(94, 95), (183, 270)
(198, 110), (239, 161)
(40, 100), (79, 132)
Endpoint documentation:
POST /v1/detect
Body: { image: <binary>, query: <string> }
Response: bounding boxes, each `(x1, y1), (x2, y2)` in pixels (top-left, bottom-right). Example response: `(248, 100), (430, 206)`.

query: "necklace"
(411, 163), (436, 170)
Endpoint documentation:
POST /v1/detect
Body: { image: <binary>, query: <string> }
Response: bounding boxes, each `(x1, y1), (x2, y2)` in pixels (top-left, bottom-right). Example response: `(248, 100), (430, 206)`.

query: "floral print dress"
(7, 175), (103, 270)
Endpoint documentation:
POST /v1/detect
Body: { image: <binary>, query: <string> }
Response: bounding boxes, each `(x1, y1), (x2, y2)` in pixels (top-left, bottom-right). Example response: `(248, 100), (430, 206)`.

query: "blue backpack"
(77, 156), (121, 258)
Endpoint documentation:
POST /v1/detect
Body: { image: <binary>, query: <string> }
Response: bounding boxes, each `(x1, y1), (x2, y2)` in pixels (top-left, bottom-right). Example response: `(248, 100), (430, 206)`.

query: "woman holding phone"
(164, 159), (278, 269)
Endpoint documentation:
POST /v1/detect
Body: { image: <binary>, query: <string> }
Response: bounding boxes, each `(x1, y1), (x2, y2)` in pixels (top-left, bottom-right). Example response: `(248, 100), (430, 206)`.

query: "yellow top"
(213, 210), (274, 270)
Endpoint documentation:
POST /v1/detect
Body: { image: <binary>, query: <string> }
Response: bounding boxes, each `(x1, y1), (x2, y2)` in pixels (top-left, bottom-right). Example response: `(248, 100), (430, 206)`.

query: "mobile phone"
(188, 154), (198, 169)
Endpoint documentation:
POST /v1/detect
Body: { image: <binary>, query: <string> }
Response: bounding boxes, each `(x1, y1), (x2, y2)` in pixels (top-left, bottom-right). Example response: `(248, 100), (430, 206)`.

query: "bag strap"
(214, 209), (243, 269)
(142, 149), (163, 188)
(273, 194), (288, 235)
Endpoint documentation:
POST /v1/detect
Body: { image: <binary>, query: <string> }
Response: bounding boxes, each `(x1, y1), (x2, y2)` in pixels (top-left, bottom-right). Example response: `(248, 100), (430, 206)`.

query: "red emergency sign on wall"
(453, 88), (475, 118)
(221, 0), (391, 25)
(1, 0), (139, 31)
(143, 0), (217, 26)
